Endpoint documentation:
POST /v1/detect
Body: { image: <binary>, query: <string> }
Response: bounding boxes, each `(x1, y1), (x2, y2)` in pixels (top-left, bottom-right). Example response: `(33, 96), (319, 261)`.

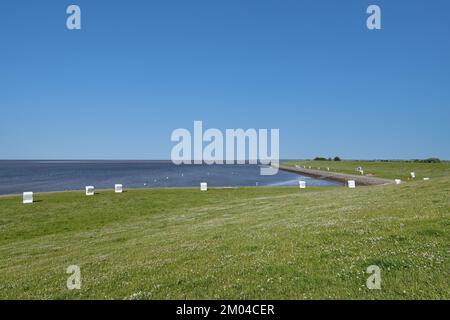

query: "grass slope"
(283, 160), (450, 180)
(0, 171), (449, 299)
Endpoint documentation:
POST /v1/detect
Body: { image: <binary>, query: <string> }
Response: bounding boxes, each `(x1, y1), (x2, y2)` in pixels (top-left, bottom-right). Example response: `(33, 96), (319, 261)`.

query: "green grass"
(0, 168), (449, 299)
(283, 160), (450, 180)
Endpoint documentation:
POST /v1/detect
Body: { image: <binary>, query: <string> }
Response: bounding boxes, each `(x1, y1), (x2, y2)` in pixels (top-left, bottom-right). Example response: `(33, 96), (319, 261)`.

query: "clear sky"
(1, 0), (449, 160)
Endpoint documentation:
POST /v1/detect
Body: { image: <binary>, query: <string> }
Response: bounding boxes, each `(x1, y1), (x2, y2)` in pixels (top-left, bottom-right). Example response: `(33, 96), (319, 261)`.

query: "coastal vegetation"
(313, 156), (341, 161)
(284, 160), (449, 180)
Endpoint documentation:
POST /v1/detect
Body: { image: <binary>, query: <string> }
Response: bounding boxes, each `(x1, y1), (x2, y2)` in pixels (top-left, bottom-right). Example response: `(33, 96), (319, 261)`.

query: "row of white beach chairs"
(22, 182), (210, 204)
(23, 179), (352, 203)
(23, 184), (123, 204)
(85, 184), (123, 196)
(21, 173), (431, 204)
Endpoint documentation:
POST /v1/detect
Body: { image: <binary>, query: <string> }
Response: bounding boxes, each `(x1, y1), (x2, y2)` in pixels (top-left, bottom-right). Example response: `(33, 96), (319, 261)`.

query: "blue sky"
(1, 0), (449, 160)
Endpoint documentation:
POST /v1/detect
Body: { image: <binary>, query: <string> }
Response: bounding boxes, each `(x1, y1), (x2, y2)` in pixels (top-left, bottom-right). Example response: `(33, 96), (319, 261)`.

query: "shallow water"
(0, 161), (340, 195)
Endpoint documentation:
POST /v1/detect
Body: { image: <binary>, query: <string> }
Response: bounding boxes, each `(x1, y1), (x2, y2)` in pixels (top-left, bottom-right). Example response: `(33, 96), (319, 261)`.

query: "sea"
(0, 160), (340, 195)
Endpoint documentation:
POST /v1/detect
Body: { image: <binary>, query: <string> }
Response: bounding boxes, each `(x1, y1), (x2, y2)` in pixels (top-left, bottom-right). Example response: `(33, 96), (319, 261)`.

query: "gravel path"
(278, 165), (394, 186)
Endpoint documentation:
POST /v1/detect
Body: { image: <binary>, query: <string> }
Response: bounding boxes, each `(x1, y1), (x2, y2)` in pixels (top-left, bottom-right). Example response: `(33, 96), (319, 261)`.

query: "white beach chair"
(85, 186), (95, 196)
(23, 192), (33, 204)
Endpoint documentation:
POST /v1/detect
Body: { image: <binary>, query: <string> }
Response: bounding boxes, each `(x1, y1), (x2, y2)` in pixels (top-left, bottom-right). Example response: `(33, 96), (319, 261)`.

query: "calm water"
(0, 161), (339, 195)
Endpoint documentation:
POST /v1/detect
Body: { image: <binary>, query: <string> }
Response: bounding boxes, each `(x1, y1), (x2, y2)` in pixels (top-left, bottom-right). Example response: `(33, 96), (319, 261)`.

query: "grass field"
(283, 160), (450, 180)
(0, 162), (449, 299)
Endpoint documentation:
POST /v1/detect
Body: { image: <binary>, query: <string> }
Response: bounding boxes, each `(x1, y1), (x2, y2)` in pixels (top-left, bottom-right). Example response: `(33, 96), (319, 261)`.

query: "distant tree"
(314, 157), (327, 161)
(414, 158), (441, 163)
(334, 156), (341, 161)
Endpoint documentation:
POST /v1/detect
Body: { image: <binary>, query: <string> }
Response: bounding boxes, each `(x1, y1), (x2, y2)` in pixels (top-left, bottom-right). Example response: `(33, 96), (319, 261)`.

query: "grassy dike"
(0, 164), (449, 299)
(283, 160), (450, 180)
